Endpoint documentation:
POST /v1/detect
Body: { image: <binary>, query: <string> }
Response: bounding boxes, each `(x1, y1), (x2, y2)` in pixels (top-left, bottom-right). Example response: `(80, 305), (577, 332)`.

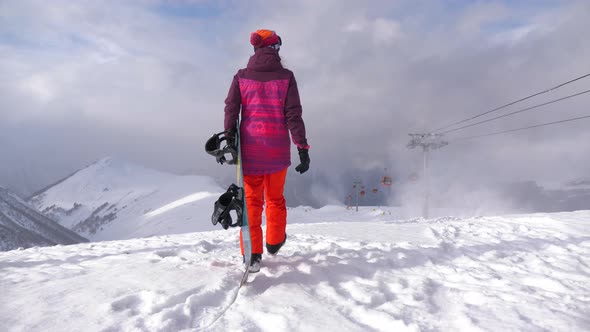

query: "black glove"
(295, 148), (310, 174)
(225, 128), (237, 149)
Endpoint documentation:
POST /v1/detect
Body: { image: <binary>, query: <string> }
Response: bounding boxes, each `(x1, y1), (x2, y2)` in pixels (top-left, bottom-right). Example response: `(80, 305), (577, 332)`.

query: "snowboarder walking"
(223, 29), (310, 272)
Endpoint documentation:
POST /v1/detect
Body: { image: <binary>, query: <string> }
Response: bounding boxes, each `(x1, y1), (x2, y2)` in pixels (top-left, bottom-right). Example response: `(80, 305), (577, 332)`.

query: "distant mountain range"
(0, 187), (88, 251)
(21, 156), (590, 245)
(29, 157), (226, 241)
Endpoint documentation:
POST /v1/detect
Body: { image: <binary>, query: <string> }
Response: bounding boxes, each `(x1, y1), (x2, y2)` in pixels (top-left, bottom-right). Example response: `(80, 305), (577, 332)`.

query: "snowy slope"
(0, 209), (588, 331)
(30, 157), (226, 241)
(0, 187), (88, 251)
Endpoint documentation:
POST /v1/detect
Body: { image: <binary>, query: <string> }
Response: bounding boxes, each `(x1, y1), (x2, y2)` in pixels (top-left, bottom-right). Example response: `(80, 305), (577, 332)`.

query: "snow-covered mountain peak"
(93, 156), (167, 176)
(30, 157), (225, 241)
(65, 157), (173, 189)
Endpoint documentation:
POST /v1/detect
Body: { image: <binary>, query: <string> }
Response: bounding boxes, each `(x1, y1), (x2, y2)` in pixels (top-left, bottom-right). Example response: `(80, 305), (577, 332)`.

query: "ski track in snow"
(1, 211), (589, 331)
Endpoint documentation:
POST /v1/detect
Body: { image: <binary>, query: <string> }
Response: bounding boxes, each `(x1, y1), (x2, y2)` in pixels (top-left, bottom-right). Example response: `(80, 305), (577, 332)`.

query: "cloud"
(344, 17), (403, 44)
(456, 2), (509, 35)
(18, 74), (56, 103)
(1, 0), (589, 215)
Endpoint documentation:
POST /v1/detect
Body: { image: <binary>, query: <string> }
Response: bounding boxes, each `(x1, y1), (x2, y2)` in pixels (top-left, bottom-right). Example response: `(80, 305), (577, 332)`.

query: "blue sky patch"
(152, 1), (227, 19)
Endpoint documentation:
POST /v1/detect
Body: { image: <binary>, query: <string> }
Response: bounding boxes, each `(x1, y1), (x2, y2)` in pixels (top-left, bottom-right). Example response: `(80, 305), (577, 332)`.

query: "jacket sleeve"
(284, 75), (309, 149)
(224, 74), (241, 131)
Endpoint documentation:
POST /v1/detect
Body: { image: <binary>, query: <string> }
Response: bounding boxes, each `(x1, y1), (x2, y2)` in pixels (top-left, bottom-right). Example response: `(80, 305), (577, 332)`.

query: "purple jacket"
(224, 47), (309, 175)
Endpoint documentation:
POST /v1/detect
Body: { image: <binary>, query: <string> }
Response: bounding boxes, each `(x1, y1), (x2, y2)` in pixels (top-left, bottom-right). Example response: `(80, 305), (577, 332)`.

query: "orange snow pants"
(240, 168), (287, 255)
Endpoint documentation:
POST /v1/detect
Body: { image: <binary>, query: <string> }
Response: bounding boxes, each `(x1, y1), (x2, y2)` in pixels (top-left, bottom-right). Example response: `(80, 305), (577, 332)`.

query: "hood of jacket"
(246, 47), (283, 72)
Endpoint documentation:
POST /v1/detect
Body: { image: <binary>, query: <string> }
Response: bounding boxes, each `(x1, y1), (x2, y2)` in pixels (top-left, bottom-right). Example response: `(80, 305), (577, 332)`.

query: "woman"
(223, 29), (310, 272)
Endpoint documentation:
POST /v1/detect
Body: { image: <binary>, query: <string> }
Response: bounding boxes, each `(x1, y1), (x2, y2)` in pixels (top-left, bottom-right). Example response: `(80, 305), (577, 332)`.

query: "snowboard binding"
(212, 184), (244, 229)
(205, 131), (238, 165)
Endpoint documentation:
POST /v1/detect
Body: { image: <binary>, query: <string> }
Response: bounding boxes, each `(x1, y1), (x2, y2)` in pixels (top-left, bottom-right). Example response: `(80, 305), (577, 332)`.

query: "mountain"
(29, 157), (226, 241)
(0, 208), (588, 331)
(0, 187), (88, 251)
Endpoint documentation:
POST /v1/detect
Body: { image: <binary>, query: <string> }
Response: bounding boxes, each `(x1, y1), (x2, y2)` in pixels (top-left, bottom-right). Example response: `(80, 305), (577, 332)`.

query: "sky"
(1, 0), (589, 207)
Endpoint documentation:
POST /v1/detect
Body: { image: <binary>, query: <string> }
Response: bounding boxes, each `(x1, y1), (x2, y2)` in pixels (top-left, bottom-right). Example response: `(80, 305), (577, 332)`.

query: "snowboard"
(236, 125), (252, 287)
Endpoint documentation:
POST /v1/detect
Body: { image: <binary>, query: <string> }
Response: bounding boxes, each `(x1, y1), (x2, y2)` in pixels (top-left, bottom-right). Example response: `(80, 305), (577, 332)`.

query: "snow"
(1, 209), (589, 331)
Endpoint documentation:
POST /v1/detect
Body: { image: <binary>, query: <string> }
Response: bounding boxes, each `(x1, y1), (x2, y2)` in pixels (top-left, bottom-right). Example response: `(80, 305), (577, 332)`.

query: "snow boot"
(266, 234), (287, 256)
(244, 253), (262, 273)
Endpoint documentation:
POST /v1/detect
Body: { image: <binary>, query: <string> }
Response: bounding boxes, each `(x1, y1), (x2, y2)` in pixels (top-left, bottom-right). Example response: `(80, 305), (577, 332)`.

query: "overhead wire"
(439, 88), (590, 134)
(451, 114), (590, 141)
(433, 72), (590, 133)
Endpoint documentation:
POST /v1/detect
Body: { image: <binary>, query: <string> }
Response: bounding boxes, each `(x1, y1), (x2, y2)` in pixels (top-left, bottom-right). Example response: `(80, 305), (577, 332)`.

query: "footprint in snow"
(154, 250), (177, 258)
(110, 291), (159, 316)
(108, 273), (238, 330)
(147, 250), (178, 263)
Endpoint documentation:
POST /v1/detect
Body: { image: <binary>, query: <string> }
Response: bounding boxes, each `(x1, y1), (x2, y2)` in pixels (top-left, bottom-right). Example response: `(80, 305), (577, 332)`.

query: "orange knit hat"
(250, 29), (281, 48)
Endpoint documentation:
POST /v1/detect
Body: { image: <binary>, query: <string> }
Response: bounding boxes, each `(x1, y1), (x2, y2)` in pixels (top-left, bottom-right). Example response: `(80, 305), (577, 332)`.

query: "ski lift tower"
(407, 133), (448, 219)
(352, 178), (363, 212)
